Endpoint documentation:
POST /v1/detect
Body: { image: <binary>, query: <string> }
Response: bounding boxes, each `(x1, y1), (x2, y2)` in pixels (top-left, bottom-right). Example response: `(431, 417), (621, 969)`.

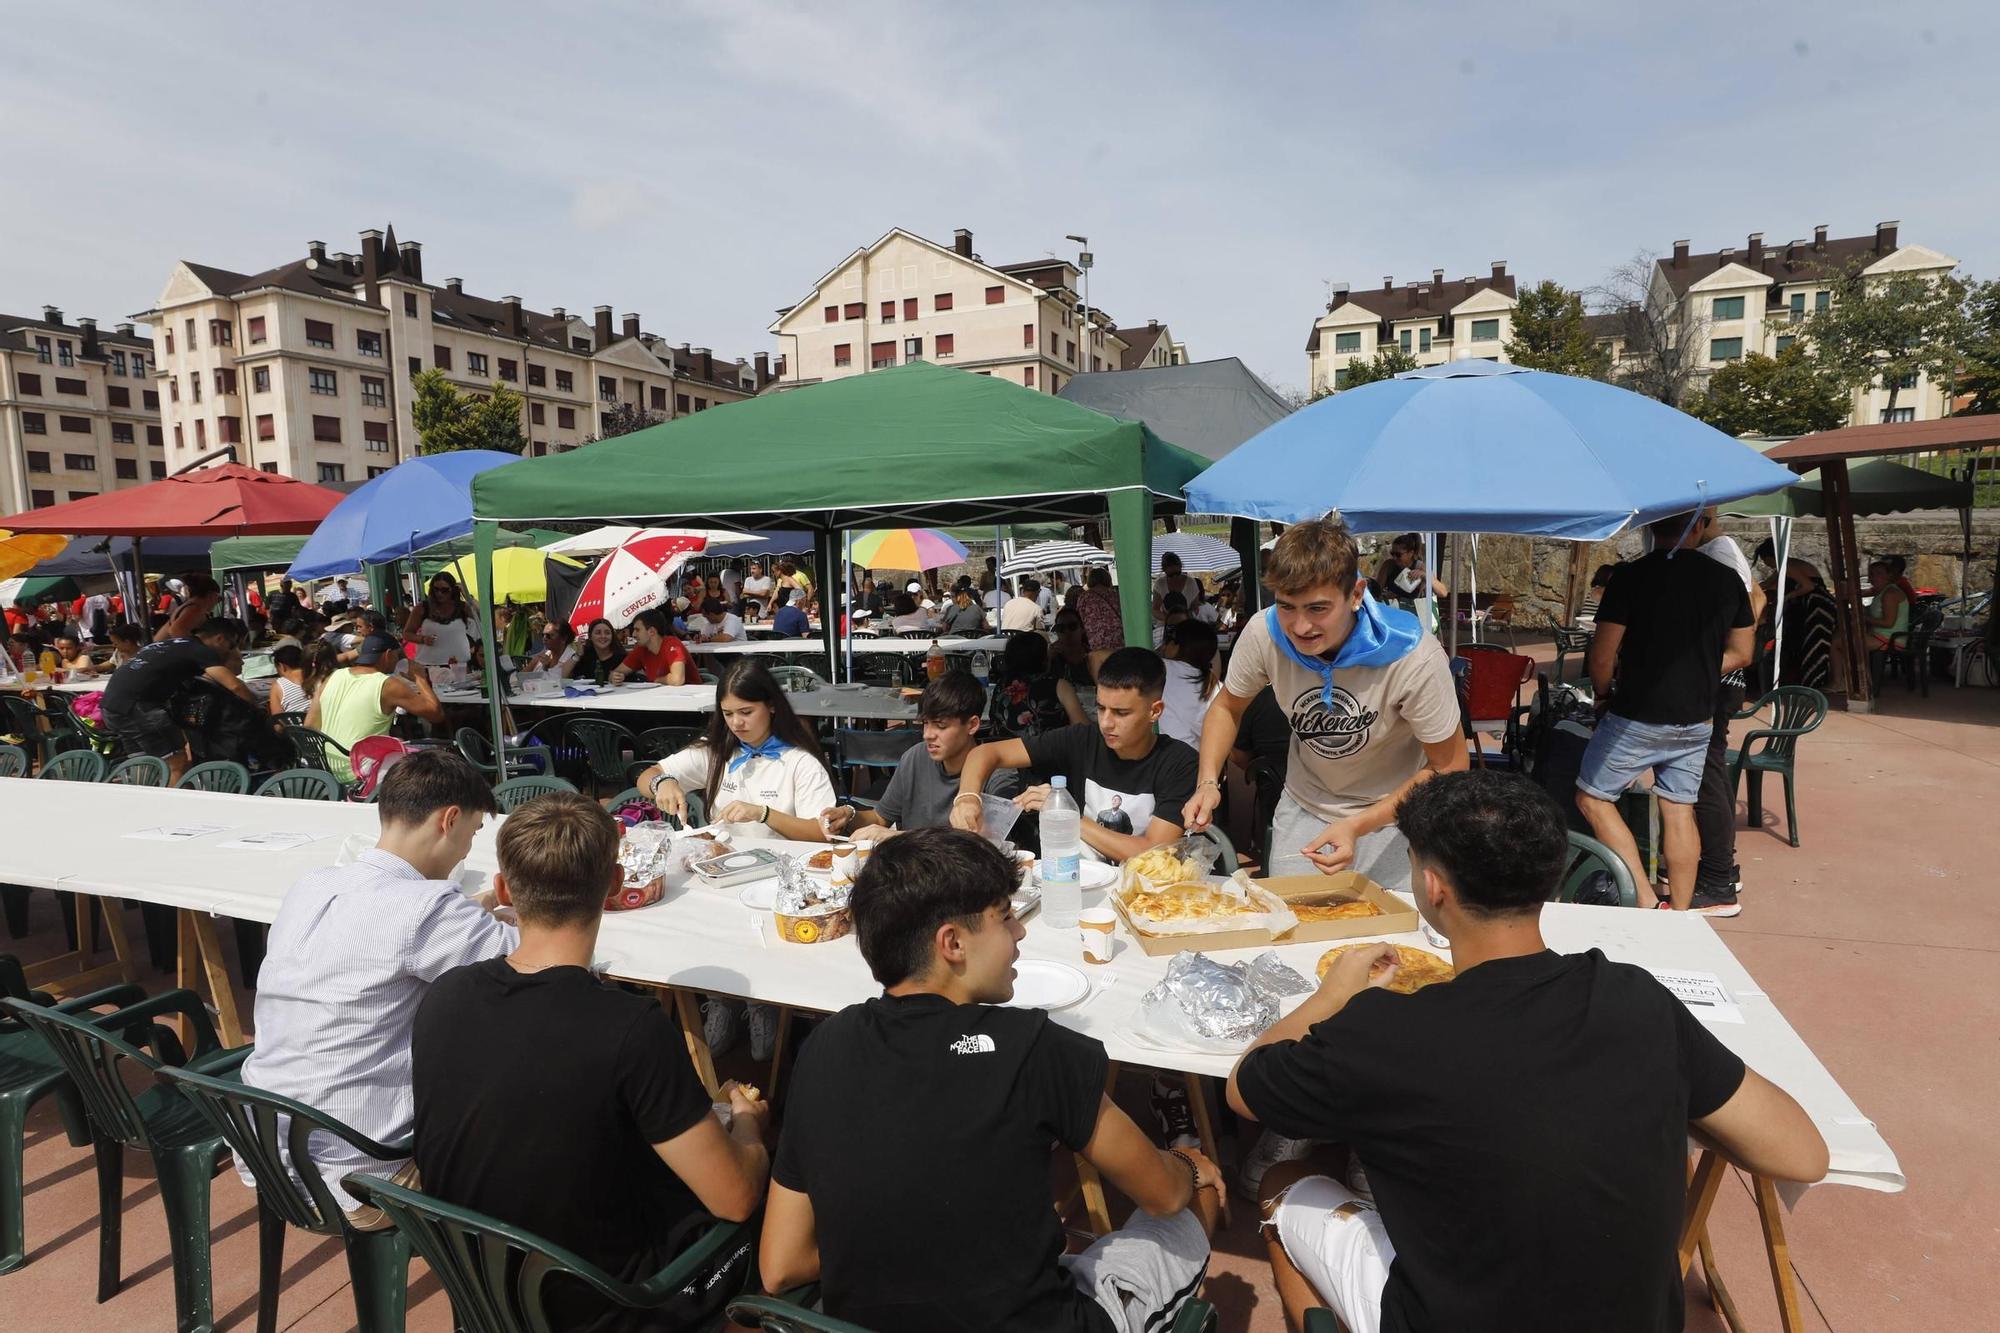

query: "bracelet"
(1167, 1148), (1201, 1201)
(760, 804), (771, 824)
(1197, 778), (1222, 791)
(952, 792), (983, 804)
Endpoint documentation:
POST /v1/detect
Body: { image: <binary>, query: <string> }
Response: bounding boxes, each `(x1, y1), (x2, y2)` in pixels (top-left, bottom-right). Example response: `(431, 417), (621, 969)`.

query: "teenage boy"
(940, 583), (989, 636)
(1576, 510), (1754, 911)
(820, 671), (1019, 840)
(1692, 511), (1766, 918)
(760, 828), (1222, 1333)
(414, 792), (770, 1332)
(609, 607), (699, 684)
(954, 647), (1197, 864)
(1231, 770), (1827, 1333)
(99, 617), (260, 783)
(1183, 514), (1464, 890)
(241, 751), (512, 1220)
(692, 596), (745, 643)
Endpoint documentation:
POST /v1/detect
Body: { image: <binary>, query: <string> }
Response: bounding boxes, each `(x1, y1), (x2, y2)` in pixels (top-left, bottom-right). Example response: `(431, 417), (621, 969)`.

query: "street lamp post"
(1066, 234), (1092, 374)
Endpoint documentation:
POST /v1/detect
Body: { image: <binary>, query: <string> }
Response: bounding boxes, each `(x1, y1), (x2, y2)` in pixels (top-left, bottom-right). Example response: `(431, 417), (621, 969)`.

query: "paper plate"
(1037, 860), (1119, 892)
(1003, 960), (1091, 1011)
(738, 881), (778, 911)
(619, 680), (660, 691)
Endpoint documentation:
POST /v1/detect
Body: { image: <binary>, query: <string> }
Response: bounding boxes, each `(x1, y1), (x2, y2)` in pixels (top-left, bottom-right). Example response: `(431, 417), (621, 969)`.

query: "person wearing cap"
(307, 631), (445, 783)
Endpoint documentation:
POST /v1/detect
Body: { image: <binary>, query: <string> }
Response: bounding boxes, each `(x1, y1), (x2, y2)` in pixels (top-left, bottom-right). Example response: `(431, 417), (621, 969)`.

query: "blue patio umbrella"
(1184, 361), (1796, 540)
(289, 451), (523, 579)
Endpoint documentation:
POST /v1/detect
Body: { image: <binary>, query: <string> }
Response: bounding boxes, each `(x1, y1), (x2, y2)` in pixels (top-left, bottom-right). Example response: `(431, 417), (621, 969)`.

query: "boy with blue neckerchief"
(1183, 514), (1464, 889)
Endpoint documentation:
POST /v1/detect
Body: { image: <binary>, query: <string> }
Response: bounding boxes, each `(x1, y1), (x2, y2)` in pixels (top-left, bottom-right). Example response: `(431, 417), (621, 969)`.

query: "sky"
(4, 0), (1998, 398)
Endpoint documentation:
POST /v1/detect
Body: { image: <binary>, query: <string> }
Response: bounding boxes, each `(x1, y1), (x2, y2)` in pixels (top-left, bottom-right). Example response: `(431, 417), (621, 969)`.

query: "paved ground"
(4, 644), (1995, 1331)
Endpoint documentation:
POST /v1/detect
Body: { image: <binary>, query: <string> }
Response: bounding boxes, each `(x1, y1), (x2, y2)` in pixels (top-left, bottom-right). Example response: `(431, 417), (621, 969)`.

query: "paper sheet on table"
(217, 831), (330, 852)
(125, 824), (231, 841)
(1650, 968), (1744, 1023)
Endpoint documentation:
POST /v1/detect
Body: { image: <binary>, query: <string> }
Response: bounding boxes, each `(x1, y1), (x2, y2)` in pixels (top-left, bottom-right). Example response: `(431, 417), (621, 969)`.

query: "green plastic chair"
(176, 760), (252, 794)
(344, 1172), (751, 1333)
(1727, 686), (1827, 849)
(0, 742), (26, 779)
(493, 774), (580, 812)
(1556, 831), (1639, 908)
(256, 767), (346, 801)
(106, 754), (171, 787)
(279, 723), (351, 778)
(154, 1065), (411, 1333)
(637, 725), (704, 759)
(562, 716), (644, 794)
(728, 1294), (1217, 1332)
(453, 726), (548, 780)
(0, 955), (146, 1274)
(1302, 1310), (1341, 1333)
(769, 665), (827, 695)
(0, 991), (250, 1333)
(37, 748), (106, 783)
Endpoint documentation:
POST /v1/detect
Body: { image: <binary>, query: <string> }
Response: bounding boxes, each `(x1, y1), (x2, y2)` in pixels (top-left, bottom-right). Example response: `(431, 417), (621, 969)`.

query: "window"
(597, 376), (616, 401)
(55, 377), (85, 395)
(173, 424), (183, 449)
(368, 466), (392, 478)
(434, 344), (452, 370)
(115, 457), (138, 480)
(1333, 331), (1361, 353)
(305, 319), (335, 349)
(1024, 366), (1036, 387)
(1022, 324), (1034, 348)
(111, 423), (133, 444)
(253, 365), (271, 392)
(192, 372), (205, 402)
(694, 397), (708, 412)
(34, 335), (51, 362)
(256, 413), (275, 440)
(1091, 357), (1102, 372)
(904, 336), (923, 360)
(169, 378), (179, 402)
(147, 425), (163, 446)
(1881, 406), (1916, 423)
(312, 415), (341, 442)
(110, 352), (127, 375)
(555, 370), (573, 392)
(64, 452), (97, 470)
(1709, 337), (1743, 361)
(1789, 292), (1805, 320)
(364, 421), (390, 451)
(214, 368), (237, 395)
(497, 358), (518, 382)
(184, 319), (195, 347)
(16, 372), (40, 395)
(25, 450), (48, 471)
(360, 376), (386, 407)
(23, 411), (48, 435)
(404, 292), (419, 317)
(1048, 331), (1057, 355)
(108, 385), (130, 408)
(259, 463), (277, 474)
(317, 463), (346, 483)
(1419, 328), (1432, 353)
(1065, 340), (1078, 362)
(833, 343), (852, 367)
(936, 332), (955, 357)
(209, 318), (233, 347)
(557, 407), (575, 429)
(66, 491), (95, 501)
(143, 389), (159, 410)
(149, 460), (166, 478)
(530, 403), (546, 425)
(1399, 329), (1412, 353)
(160, 331), (170, 356)
(30, 490), (53, 507)
(1711, 296), (1745, 321)
(870, 341), (896, 369)
(527, 364), (546, 387)
(56, 340), (73, 366)
(131, 354), (143, 377)
(985, 286), (1004, 305)
(1815, 290), (1830, 313)
(1470, 319), (1500, 342)
(194, 419), (207, 447)
(408, 356), (422, 379)
(309, 368), (338, 395)
(1050, 374), (1061, 393)
(843, 303), (864, 320)
(934, 293), (953, 312)
(880, 301), (896, 323)
(674, 394), (690, 414)
(1774, 335), (1796, 354)
(59, 415), (90, 433)
(650, 386), (667, 411)
(903, 298), (918, 321)
(216, 417), (240, 444)
(466, 352), (488, 376)
(824, 306), (839, 323)
(357, 330), (383, 358)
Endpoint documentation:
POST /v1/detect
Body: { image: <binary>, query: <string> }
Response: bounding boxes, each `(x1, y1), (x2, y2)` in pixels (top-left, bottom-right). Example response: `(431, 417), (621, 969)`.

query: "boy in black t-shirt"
(1229, 771), (1828, 1333)
(760, 829), (1222, 1333)
(412, 793), (771, 1333)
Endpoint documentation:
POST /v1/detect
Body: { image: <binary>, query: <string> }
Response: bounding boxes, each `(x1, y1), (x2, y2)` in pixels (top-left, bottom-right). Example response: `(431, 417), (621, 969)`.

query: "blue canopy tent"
(289, 450), (523, 580)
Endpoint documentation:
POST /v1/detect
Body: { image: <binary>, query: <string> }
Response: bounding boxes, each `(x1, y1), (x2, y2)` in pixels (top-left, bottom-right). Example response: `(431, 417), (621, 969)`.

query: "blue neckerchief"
(1265, 591), (1423, 707)
(727, 736), (793, 774)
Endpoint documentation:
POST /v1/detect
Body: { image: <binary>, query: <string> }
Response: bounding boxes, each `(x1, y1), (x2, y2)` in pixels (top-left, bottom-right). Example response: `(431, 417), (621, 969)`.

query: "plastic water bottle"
(1040, 776), (1083, 929)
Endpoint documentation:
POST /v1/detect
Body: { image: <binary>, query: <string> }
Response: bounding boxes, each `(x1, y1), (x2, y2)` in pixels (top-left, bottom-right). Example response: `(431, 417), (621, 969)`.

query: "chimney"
(1490, 260), (1508, 281)
(503, 295), (524, 338)
(360, 229), (384, 279)
(1148, 318), (1160, 329)
(1813, 224), (1827, 252)
(307, 240), (326, 263)
(115, 322), (134, 337)
(593, 306), (613, 347)
(1671, 240), (1689, 268)
(1747, 232), (1764, 265)
(41, 305), (62, 325)
(1786, 239), (1801, 264)
(696, 348), (714, 381)
(397, 240), (423, 281)
(774, 353), (787, 380)
(754, 352), (771, 386)
(1876, 219), (1899, 254)
(953, 228), (973, 258)
(1382, 276), (1394, 292)
(622, 312), (641, 340)
(1432, 268), (1445, 286)
(78, 318), (100, 359)
(1717, 246), (1733, 265)
(445, 277), (463, 294)
(550, 306), (566, 322)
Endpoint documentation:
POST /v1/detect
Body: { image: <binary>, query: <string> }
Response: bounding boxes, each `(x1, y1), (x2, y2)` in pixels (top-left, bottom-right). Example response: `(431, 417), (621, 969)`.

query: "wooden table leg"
(186, 911), (245, 1046)
(24, 889), (135, 992)
(1066, 1060), (1121, 1237)
(98, 899), (137, 985)
(665, 987), (721, 1097)
(1754, 1173), (1809, 1333)
(1698, 1226), (1746, 1329)
(176, 910), (200, 1051)
(765, 1007), (794, 1102)
(1679, 1149), (1727, 1276)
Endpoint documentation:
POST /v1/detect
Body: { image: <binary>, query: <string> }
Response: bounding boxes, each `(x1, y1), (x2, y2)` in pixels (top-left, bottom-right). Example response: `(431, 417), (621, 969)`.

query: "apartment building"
(1116, 320), (1189, 371)
(1638, 221), (1958, 424)
(140, 227), (766, 485)
(768, 228), (1135, 393)
(0, 308), (162, 513)
(1305, 263), (1519, 395)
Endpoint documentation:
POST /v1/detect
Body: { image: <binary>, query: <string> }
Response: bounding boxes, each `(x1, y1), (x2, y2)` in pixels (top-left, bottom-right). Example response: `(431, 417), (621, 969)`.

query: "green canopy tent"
(1722, 456), (1973, 519)
(210, 528), (552, 614)
(469, 362), (1211, 735)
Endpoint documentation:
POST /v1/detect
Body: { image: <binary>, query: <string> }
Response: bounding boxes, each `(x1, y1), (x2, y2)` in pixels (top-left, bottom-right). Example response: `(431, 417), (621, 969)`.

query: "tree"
(1956, 278), (2000, 415)
(569, 401), (667, 449)
(1682, 345), (1851, 437)
(1794, 262), (1971, 417)
(1504, 280), (1612, 379)
(1334, 344), (1421, 391)
(410, 368), (525, 455)
(1589, 252), (1704, 409)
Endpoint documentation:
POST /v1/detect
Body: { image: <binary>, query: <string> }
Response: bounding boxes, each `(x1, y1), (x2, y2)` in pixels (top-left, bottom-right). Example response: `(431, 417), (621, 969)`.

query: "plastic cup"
(1079, 907), (1116, 964)
(980, 793), (1023, 845)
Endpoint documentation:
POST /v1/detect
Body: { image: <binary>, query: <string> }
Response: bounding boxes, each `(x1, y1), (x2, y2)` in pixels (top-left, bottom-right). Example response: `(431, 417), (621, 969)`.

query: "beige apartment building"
(1305, 263), (1519, 395)
(769, 228), (1147, 393)
(141, 227), (766, 485)
(1116, 320), (1189, 371)
(0, 308), (162, 513)
(1638, 221), (1959, 425)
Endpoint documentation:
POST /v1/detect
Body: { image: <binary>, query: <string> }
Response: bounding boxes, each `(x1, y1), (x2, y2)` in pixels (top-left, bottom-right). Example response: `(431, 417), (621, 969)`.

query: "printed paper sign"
(1650, 968), (1745, 1024)
(217, 831), (328, 852)
(125, 825), (229, 841)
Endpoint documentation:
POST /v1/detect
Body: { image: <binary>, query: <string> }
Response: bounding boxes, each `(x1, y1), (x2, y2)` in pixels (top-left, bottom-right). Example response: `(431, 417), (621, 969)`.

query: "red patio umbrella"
(0, 462), (344, 536)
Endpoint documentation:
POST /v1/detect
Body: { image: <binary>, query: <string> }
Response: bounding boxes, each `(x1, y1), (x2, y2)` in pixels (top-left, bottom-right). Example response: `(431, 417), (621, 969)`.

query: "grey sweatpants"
(1266, 790), (1413, 890)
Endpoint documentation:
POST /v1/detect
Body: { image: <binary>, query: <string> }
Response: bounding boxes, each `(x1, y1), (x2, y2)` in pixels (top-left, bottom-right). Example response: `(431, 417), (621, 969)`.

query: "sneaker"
(1150, 1075), (1200, 1150)
(1234, 1130), (1313, 1201)
(702, 998), (740, 1058)
(746, 1003), (780, 1063)
(1346, 1157), (1375, 1203)
(1689, 887), (1741, 918)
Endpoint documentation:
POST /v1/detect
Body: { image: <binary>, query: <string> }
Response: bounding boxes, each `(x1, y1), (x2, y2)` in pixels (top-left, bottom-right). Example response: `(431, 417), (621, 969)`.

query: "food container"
(690, 847), (783, 889)
(773, 856), (852, 944)
(773, 900), (853, 944)
(1256, 872), (1418, 943)
(610, 823), (676, 912)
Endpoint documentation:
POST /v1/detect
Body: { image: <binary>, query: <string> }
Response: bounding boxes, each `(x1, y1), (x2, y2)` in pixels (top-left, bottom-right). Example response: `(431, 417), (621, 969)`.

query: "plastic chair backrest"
(1454, 646), (1534, 722)
(493, 775), (579, 812)
(38, 749), (105, 783)
(1746, 686), (1828, 761)
(770, 665), (827, 694)
(106, 754), (170, 786)
(280, 724), (349, 773)
(0, 742), (25, 778)
(726, 1297), (879, 1333)
(637, 725), (704, 759)
(177, 760), (251, 794)
(0, 997), (159, 1148)
(834, 728), (922, 767)
(1557, 830), (1638, 907)
(257, 767), (345, 801)
(455, 727), (498, 771)
(562, 717), (640, 778)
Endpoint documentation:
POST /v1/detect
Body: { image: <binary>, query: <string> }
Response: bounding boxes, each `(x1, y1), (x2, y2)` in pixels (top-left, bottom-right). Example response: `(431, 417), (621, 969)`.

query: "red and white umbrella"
(568, 533), (708, 629)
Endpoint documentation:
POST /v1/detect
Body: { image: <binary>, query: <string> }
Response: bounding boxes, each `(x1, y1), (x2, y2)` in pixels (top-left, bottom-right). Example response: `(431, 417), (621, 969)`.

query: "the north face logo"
(949, 1034), (996, 1055)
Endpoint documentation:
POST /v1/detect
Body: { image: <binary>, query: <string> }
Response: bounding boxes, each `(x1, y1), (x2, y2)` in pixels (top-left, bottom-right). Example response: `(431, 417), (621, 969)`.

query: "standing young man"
(1183, 515), (1464, 890)
(414, 792), (770, 1332)
(1232, 771), (1826, 1333)
(1691, 511), (1766, 917)
(954, 647), (1197, 864)
(99, 617), (260, 783)
(1576, 510), (1754, 911)
(759, 829), (1221, 1333)
(820, 671), (1019, 840)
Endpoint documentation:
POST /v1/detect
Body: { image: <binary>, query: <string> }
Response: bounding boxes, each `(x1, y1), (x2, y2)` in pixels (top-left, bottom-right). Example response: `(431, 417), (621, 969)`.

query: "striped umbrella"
(1152, 532), (1240, 575)
(998, 540), (1112, 577)
(849, 528), (968, 571)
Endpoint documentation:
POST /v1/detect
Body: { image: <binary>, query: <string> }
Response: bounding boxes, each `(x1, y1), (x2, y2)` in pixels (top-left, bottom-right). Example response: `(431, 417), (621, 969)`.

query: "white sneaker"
(1234, 1130), (1313, 1201)
(746, 1003), (780, 1063)
(1346, 1157), (1374, 1203)
(1149, 1075), (1200, 1150)
(702, 999), (740, 1058)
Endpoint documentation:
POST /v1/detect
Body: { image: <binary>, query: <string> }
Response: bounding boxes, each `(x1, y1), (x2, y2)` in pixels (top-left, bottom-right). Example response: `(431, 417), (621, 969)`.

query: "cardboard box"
(1256, 872), (1418, 943)
(1107, 886), (1279, 957)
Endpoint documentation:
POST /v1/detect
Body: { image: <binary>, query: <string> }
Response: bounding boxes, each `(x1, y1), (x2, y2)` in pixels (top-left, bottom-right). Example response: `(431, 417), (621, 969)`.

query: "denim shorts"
(1576, 712), (1711, 805)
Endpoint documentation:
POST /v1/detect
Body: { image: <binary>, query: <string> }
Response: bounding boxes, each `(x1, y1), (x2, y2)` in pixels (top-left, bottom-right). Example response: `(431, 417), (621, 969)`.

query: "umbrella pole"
(474, 521), (507, 747)
(843, 529), (854, 684)
(1770, 517), (1790, 689)
(1447, 534), (1461, 656)
(1467, 534), (1480, 646)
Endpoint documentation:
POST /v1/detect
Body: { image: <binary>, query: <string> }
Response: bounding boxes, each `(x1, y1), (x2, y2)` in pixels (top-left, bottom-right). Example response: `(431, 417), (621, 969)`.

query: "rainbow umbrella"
(848, 528), (969, 571)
